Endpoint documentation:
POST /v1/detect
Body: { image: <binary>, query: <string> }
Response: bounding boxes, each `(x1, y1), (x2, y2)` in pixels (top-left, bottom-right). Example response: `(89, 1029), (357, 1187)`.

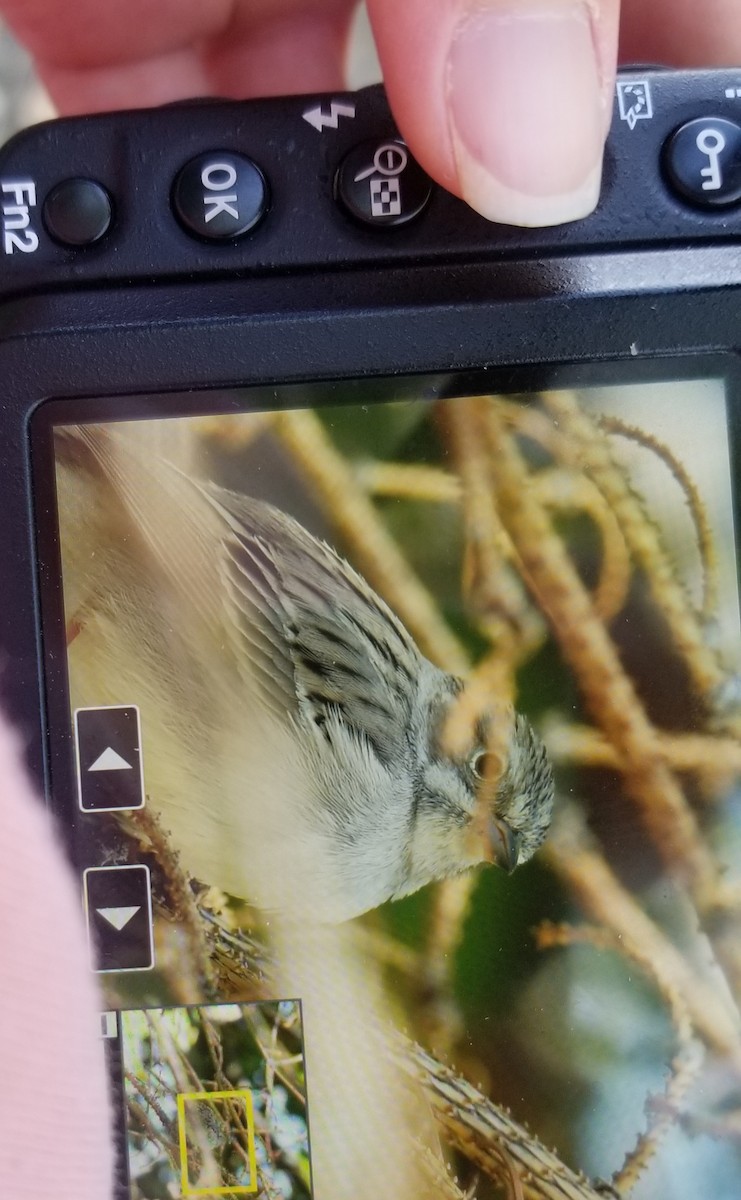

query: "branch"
(399, 1039), (618, 1200)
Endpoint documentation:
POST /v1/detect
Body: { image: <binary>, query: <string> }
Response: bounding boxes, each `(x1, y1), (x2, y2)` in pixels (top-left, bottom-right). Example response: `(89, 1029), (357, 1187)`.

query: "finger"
(0, 0), (356, 113)
(34, 49), (211, 116)
(0, 716), (113, 1198)
(38, 13), (353, 116)
(368, 0), (620, 228)
(1, 0), (229, 69)
(202, 6), (356, 100)
(620, 0), (741, 66)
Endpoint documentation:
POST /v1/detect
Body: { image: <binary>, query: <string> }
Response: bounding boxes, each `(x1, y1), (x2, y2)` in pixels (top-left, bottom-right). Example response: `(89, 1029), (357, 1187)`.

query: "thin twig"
(483, 398), (721, 911)
(535, 922), (704, 1193)
(542, 390), (735, 724)
(356, 460), (461, 503)
(399, 1040), (618, 1200)
(544, 719), (741, 794)
(544, 803), (741, 1069)
(129, 806), (216, 1000)
(275, 407), (469, 672)
(532, 467), (632, 623)
(599, 414), (719, 621)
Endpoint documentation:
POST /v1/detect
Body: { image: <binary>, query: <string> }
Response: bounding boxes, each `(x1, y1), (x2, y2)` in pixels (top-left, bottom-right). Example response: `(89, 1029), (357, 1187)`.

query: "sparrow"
(55, 424), (554, 922)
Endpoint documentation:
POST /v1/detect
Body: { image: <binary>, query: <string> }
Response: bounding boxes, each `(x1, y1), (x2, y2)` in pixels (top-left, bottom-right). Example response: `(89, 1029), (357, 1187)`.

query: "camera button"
(83, 865), (154, 973)
(42, 178), (113, 246)
(335, 139), (433, 227)
(74, 705), (145, 814)
(172, 152), (268, 241)
(663, 117), (741, 208)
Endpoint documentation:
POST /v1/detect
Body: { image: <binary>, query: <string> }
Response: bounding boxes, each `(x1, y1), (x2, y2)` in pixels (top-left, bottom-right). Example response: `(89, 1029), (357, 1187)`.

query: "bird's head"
(405, 681), (555, 892)
(476, 709), (555, 871)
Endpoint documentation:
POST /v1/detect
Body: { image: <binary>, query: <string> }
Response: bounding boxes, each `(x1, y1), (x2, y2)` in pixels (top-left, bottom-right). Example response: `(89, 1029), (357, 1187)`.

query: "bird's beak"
(489, 820), (520, 873)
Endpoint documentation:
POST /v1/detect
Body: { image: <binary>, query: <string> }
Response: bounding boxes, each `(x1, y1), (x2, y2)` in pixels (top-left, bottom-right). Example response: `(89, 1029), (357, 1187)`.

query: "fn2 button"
(43, 178), (112, 246)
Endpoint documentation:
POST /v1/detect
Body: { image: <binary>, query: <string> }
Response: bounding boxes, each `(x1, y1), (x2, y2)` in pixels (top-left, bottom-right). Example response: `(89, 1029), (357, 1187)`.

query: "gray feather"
(203, 486), (424, 765)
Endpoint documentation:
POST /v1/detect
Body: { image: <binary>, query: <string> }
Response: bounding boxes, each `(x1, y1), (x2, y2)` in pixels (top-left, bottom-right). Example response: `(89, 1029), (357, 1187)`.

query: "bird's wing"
(55, 426), (422, 761)
(203, 484), (422, 765)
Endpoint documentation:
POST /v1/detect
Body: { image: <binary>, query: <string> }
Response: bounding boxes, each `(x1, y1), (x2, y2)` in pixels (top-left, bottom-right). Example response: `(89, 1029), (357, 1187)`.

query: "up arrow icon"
(89, 747), (132, 772)
(75, 705), (145, 813)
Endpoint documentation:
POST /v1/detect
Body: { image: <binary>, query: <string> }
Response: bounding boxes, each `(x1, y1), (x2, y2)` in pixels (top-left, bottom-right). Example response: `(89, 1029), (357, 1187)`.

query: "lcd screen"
(34, 372), (741, 1200)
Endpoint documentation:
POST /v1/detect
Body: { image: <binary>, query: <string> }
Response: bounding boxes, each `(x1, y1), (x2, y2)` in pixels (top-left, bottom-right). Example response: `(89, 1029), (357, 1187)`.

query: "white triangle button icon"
(88, 747), (133, 772)
(96, 906), (140, 931)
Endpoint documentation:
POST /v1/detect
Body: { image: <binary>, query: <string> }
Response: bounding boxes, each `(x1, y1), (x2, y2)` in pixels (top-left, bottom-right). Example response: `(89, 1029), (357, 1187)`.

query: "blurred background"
(0, 4), (382, 143)
(0, 18), (54, 140)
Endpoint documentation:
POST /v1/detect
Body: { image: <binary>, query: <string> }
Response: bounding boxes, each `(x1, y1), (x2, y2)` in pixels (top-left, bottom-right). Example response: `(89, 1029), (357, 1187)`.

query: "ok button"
(172, 151), (268, 240)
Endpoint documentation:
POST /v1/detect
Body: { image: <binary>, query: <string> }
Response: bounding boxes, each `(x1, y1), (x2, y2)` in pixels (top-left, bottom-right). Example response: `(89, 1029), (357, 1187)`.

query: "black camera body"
(3, 68), (741, 1200)
(1, 68), (741, 789)
(1, 68), (741, 787)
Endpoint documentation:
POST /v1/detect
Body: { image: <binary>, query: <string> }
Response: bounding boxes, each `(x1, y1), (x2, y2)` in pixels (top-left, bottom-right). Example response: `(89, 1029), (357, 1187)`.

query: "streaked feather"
(201, 484), (424, 765)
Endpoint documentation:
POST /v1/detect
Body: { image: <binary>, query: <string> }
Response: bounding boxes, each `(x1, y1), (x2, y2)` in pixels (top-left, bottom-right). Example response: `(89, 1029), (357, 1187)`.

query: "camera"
(2, 68), (741, 1200)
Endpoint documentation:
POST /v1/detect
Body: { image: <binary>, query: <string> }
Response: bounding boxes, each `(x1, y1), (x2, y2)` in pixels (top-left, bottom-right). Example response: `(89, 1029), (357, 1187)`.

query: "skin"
(2, 2), (741, 1196)
(1, 1), (741, 218)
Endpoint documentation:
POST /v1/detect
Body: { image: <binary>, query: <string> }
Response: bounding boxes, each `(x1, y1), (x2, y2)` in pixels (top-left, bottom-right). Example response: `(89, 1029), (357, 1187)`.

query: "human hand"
(2, 1), (741, 227)
(0, 718), (114, 1199)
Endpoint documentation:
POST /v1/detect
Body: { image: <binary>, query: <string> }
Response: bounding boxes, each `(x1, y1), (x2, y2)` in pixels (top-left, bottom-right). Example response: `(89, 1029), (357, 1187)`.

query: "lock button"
(663, 117), (741, 209)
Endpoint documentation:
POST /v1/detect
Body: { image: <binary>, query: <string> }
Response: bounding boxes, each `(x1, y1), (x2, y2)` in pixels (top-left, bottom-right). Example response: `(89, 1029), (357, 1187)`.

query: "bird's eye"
(470, 747), (505, 787)
(471, 750), (493, 781)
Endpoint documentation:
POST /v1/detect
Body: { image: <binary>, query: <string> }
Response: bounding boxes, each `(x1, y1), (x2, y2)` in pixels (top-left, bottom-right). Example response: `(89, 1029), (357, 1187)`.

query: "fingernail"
(447, 2), (605, 226)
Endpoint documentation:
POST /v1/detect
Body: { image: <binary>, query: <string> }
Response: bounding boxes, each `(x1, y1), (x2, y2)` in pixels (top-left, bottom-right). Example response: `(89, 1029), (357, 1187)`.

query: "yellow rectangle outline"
(176, 1089), (258, 1195)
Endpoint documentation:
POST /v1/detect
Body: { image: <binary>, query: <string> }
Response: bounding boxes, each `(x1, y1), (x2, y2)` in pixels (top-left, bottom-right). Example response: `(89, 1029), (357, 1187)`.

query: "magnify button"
(334, 138), (433, 227)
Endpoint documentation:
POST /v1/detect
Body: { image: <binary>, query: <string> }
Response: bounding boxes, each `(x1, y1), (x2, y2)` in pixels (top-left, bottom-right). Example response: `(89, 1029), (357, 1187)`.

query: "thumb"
(368, 0), (620, 227)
